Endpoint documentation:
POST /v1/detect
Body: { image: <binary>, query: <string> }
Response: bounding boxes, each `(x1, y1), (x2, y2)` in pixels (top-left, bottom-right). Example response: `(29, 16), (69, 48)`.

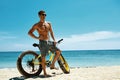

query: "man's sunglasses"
(41, 14), (46, 16)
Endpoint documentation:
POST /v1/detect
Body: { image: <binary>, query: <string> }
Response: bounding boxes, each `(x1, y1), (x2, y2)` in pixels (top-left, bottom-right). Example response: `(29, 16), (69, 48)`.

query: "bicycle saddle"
(33, 43), (39, 47)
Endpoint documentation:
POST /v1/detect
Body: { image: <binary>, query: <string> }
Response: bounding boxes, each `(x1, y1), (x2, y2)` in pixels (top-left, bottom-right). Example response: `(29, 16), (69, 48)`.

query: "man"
(28, 10), (61, 77)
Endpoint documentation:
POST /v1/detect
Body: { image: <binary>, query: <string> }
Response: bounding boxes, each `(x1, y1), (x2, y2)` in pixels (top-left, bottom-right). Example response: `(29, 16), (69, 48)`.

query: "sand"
(0, 66), (120, 80)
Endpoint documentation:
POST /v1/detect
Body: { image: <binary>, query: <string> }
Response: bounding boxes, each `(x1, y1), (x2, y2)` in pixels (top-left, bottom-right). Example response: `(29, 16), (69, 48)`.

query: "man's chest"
(37, 23), (50, 33)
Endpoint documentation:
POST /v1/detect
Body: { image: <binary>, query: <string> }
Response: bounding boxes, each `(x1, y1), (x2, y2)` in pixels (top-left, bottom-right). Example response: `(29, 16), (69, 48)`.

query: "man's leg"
(41, 56), (47, 76)
(40, 40), (51, 77)
(50, 50), (61, 69)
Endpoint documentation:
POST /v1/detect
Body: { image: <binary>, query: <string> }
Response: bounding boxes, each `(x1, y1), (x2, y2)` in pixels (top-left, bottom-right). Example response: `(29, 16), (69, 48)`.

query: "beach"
(0, 50), (120, 80)
(1, 66), (120, 80)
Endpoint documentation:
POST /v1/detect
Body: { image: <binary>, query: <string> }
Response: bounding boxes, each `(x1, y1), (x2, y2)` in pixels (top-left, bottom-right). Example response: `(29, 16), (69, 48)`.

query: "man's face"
(39, 13), (46, 20)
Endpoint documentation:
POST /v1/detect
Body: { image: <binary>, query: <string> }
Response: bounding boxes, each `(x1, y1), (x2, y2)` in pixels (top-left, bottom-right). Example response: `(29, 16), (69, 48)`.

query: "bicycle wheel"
(17, 50), (42, 77)
(58, 54), (70, 74)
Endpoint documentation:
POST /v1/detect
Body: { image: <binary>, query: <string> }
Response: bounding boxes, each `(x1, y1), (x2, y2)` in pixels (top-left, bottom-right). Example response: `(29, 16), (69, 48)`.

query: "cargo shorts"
(39, 40), (60, 56)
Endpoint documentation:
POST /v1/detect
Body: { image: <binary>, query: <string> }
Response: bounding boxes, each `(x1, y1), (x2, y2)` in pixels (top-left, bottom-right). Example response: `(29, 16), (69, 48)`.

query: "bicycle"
(17, 39), (70, 77)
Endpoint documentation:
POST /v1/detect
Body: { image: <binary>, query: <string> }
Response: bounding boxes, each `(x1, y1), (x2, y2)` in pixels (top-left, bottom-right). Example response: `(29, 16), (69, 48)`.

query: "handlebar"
(33, 39), (63, 47)
(57, 39), (63, 43)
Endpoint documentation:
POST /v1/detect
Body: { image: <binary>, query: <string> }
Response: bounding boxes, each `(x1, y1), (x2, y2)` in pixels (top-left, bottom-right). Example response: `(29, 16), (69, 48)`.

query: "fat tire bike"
(17, 39), (70, 77)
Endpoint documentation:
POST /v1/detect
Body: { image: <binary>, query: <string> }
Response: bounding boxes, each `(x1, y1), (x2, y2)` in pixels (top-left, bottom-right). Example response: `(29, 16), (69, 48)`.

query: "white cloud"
(0, 32), (16, 40)
(0, 43), (37, 51)
(58, 31), (120, 50)
(13, 43), (36, 51)
(63, 31), (120, 42)
(12, 31), (120, 51)
(1, 31), (120, 51)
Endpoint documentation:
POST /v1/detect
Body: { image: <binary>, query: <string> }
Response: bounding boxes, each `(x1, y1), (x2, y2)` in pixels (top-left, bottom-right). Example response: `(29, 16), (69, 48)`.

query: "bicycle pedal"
(46, 60), (51, 67)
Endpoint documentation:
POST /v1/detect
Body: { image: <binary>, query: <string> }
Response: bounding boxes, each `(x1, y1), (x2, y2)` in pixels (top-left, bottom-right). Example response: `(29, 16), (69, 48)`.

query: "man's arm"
(28, 24), (39, 40)
(48, 23), (56, 42)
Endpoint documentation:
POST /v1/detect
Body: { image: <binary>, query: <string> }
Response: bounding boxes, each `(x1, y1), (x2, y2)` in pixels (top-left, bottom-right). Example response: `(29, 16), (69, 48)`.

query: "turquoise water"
(0, 50), (120, 68)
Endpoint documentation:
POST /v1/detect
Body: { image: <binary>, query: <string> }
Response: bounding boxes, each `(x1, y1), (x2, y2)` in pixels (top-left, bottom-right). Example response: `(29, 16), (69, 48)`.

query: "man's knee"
(41, 56), (45, 61)
(56, 50), (61, 55)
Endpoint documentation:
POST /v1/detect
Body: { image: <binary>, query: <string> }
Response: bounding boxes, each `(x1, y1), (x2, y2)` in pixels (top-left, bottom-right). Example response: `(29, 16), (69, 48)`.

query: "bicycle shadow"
(9, 76), (26, 80)
(9, 72), (63, 80)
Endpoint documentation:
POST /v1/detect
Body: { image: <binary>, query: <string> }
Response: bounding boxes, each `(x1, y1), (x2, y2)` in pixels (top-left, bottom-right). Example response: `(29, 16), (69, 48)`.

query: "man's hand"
(54, 41), (57, 46)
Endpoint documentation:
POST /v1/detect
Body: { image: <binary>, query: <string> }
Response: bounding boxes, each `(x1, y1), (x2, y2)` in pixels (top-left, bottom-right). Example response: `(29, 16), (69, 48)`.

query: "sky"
(0, 0), (120, 51)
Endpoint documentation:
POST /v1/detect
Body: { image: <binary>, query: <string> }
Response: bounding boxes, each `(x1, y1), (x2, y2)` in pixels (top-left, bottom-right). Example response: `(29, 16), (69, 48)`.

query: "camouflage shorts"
(39, 40), (60, 56)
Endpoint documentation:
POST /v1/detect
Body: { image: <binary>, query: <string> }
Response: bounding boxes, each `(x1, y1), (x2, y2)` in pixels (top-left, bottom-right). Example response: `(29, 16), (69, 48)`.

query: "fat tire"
(58, 54), (70, 74)
(17, 50), (42, 78)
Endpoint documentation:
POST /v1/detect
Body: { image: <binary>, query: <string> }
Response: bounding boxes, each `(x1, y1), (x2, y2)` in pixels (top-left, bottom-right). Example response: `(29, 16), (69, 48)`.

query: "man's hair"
(38, 10), (46, 15)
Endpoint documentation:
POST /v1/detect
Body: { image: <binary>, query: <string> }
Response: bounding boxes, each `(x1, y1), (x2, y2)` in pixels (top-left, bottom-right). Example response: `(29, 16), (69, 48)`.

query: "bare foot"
(44, 74), (52, 78)
(50, 66), (59, 70)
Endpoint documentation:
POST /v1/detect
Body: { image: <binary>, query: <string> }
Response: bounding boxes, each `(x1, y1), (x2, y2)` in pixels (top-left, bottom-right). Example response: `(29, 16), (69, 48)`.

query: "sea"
(0, 50), (120, 68)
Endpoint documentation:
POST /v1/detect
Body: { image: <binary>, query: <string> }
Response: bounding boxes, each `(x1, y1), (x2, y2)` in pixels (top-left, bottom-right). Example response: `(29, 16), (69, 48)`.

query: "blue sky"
(0, 0), (120, 51)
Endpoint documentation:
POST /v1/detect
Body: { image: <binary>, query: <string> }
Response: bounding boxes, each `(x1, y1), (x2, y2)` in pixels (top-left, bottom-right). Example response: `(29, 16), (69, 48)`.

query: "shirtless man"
(28, 10), (61, 77)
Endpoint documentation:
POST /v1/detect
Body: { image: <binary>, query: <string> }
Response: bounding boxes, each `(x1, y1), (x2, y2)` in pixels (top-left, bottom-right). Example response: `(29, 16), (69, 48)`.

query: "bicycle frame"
(32, 51), (55, 66)
(31, 39), (64, 66)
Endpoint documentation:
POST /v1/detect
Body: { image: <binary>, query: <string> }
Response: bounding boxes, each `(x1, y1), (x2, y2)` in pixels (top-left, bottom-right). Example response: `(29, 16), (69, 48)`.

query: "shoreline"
(0, 65), (119, 69)
(1, 66), (120, 80)
(0, 49), (120, 52)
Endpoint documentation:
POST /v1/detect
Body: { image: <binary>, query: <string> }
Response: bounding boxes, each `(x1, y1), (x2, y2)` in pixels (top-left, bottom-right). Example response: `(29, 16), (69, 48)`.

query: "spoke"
(21, 54), (40, 74)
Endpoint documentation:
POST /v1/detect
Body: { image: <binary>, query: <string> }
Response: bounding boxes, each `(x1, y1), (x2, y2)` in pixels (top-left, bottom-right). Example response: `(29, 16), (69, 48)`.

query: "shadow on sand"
(9, 75), (52, 80)
(9, 72), (63, 80)
(9, 76), (26, 80)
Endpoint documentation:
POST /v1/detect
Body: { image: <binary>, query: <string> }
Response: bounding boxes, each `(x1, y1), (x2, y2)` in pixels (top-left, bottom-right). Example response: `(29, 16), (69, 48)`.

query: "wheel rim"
(59, 56), (70, 72)
(21, 53), (40, 74)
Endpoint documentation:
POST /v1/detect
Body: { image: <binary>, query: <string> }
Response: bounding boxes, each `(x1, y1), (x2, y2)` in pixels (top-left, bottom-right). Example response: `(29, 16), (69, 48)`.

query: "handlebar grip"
(58, 39), (63, 43)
